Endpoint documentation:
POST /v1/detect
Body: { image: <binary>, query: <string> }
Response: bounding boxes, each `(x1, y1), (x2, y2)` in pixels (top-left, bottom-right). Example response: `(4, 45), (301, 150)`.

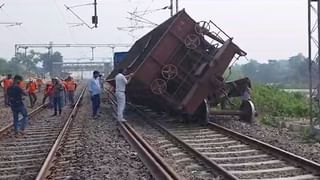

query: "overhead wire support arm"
(68, 3), (94, 9)
(64, 0), (98, 29)
(0, 22), (22, 27)
(64, 4), (94, 29)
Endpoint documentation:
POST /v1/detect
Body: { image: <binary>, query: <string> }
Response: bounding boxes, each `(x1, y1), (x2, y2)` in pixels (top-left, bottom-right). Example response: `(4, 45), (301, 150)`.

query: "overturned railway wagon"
(107, 10), (247, 118)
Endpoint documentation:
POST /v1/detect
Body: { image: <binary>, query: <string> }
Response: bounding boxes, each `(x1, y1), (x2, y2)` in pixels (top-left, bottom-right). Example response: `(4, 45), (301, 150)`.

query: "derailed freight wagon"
(107, 10), (253, 122)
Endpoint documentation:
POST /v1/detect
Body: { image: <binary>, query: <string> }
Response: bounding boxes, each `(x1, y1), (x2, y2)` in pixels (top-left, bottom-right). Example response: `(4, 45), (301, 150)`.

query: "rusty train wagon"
(107, 10), (247, 121)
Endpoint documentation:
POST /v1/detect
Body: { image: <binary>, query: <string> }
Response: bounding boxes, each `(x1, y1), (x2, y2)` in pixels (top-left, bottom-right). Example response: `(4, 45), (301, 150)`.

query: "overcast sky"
(0, 0), (310, 63)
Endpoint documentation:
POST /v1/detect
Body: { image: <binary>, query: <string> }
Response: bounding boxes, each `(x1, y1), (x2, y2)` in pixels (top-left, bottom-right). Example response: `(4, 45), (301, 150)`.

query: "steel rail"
(0, 103), (47, 137)
(35, 87), (86, 180)
(208, 122), (320, 175)
(107, 88), (182, 180)
(119, 122), (181, 180)
(129, 104), (238, 180)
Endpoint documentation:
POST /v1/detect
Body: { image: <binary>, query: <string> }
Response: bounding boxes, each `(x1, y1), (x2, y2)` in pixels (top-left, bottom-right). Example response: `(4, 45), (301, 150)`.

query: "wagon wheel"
(150, 79), (167, 95)
(195, 21), (210, 35)
(185, 34), (201, 49)
(162, 64), (178, 80)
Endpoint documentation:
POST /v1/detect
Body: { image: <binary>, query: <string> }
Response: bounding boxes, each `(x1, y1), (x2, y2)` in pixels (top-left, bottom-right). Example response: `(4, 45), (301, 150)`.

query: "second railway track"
(0, 87), (86, 180)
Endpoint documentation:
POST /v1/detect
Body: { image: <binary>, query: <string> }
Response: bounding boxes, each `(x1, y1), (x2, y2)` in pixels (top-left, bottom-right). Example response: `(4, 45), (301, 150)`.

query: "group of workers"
(0, 74), (78, 136)
(1, 74), (43, 108)
(1, 68), (130, 136)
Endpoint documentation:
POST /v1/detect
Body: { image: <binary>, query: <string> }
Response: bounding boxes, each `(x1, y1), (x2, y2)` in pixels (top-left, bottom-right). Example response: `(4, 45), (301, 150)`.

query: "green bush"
(252, 85), (309, 118)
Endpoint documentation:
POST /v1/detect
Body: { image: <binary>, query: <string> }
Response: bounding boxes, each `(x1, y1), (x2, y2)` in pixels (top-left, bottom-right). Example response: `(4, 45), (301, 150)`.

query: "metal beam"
(15, 43), (131, 50)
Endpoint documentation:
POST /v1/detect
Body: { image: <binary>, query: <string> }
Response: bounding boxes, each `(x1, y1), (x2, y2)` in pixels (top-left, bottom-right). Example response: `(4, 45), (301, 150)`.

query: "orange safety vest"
(45, 83), (53, 95)
(3, 79), (13, 91)
(27, 81), (37, 93)
(66, 80), (77, 91)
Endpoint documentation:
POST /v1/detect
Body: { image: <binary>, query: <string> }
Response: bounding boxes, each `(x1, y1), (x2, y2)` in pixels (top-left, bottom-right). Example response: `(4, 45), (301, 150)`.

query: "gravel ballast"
(60, 96), (153, 180)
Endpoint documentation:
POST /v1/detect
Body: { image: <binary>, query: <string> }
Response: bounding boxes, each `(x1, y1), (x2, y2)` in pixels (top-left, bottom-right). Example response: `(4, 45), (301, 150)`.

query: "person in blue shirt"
(7, 75), (28, 136)
(88, 71), (101, 119)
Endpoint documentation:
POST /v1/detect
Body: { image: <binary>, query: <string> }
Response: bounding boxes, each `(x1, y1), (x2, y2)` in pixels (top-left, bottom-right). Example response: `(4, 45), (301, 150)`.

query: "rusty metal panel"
(107, 9), (246, 115)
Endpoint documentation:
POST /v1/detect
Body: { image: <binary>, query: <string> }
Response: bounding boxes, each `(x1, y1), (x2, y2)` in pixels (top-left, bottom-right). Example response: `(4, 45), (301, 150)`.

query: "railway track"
(0, 87), (86, 180)
(117, 100), (320, 180)
(129, 106), (320, 180)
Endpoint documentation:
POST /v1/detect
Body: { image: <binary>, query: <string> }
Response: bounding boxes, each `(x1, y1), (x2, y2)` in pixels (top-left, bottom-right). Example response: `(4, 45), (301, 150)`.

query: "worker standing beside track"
(7, 75), (28, 136)
(52, 77), (64, 116)
(0, 74), (13, 107)
(65, 76), (77, 107)
(42, 80), (54, 108)
(115, 69), (133, 122)
(88, 71), (101, 119)
(26, 79), (37, 108)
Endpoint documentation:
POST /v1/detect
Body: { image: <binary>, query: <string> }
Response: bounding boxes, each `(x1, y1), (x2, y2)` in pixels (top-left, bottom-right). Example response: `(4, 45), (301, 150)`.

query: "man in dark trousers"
(88, 71), (101, 119)
(52, 77), (64, 116)
(7, 75), (28, 136)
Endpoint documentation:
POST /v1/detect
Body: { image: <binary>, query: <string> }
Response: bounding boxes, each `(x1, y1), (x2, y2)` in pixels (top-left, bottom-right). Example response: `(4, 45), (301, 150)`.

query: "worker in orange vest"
(0, 74), (13, 106)
(65, 76), (77, 106)
(42, 80), (54, 108)
(26, 79), (38, 108)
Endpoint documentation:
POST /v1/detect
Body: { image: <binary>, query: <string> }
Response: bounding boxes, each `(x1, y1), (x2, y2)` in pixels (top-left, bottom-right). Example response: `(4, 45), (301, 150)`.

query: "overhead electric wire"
(64, 4), (94, 29)
(53, 0), (89, 59)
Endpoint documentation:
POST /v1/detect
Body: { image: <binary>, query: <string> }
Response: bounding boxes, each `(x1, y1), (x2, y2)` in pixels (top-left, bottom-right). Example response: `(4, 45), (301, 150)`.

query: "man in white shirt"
(115, 69), (132, 122)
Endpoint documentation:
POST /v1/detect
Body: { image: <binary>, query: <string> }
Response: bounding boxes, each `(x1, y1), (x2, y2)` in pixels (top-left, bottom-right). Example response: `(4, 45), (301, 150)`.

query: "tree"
(0, 58), (9, 75)
(41, 51), (63, 76)
(10, 50), (42, 75)
(238, 54), (317, 88)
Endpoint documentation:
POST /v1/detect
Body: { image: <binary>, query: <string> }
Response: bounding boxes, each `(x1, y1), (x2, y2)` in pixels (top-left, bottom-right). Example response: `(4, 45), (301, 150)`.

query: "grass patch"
(252, 85), (309, 118)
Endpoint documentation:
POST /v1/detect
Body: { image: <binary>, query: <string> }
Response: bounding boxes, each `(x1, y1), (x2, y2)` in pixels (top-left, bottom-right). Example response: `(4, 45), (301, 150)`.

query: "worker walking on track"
(88, 71), (101, 119)
(0, 74), (13, 107)
(7, 75), (28, 136)
(26, 79), (37, 108)
(115, 69), (133, 122)
(42, 80), (54, 108)
(65, 76), (77, 107)
(52, 77), (64, 116)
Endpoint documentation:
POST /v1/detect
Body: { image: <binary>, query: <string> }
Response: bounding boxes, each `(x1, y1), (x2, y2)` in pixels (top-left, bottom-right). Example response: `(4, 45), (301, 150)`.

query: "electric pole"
(170, 0), (179, 17)
(92, 0), (98, 28)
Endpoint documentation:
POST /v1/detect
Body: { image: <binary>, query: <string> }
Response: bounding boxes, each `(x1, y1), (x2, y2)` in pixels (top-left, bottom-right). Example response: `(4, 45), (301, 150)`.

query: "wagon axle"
(210, 100), (256, 123)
